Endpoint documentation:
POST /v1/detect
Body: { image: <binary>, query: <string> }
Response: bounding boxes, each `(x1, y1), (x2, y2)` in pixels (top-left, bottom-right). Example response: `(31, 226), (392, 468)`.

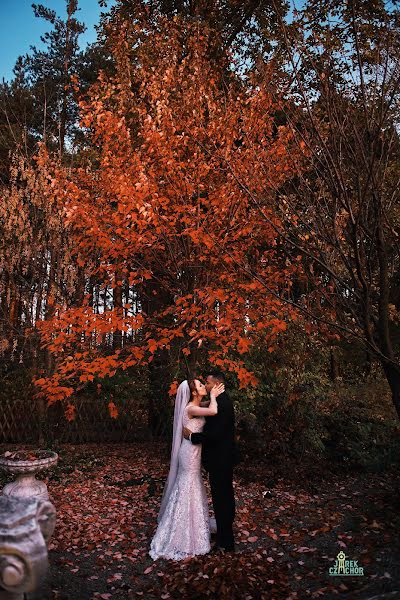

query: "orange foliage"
(32, 13), (306, 409)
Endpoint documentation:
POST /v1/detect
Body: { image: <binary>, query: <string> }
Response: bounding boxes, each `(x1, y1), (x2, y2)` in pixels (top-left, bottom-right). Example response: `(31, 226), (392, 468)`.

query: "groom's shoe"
(209, 544), (225, 555)
(222, 545), (235, 553)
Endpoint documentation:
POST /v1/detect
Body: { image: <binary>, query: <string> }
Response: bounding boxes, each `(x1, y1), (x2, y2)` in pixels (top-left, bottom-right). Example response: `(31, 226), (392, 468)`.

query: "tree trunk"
(142, 281), (175, 438)
(39, 250), (59, 446)
(147, 347), (172, 438)
(329, 346), (339, 381)
(101, 285), (108, 346)
(59, 2), (73, 156)
(363, 350), (372, 376)
(113, 268), (123, 351)
(73, 265), (86, 305)
(380, 359), (400, 420)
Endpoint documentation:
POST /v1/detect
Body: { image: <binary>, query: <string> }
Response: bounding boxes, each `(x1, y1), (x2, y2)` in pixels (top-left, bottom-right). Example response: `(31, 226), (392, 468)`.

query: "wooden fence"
(0, 397), (150, 445)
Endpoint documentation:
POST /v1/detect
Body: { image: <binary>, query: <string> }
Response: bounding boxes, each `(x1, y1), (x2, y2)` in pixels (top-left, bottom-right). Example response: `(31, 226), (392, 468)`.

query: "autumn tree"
(32, 13), (305, 425)
(98, 0), (290, 74)
(96, 0), (293, 432)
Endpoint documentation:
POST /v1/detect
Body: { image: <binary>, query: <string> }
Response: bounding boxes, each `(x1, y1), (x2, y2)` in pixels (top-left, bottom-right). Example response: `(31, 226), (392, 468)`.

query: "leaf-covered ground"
(0, 442), (398, 599)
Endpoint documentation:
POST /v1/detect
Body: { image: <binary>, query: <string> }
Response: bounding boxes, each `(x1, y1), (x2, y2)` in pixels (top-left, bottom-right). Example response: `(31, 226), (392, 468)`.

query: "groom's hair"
(206, 369), (226, 383)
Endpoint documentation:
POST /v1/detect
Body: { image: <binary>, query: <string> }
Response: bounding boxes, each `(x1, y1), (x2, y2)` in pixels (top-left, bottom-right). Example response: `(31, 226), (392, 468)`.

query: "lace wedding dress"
(149, 406), (211, 561)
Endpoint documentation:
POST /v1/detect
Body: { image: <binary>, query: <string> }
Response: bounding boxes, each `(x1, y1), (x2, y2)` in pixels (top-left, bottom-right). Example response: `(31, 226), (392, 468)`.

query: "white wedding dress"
(149, 406), (212, 561)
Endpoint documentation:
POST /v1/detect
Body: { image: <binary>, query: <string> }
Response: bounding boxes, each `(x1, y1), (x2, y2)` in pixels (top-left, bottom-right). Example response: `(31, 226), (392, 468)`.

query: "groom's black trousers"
(208, 465), (235, 550)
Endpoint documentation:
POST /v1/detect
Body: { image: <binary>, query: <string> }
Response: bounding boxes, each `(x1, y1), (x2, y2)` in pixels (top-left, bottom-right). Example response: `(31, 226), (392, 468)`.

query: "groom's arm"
(189, 431), (203, 444)
(190, 400), (233, 445)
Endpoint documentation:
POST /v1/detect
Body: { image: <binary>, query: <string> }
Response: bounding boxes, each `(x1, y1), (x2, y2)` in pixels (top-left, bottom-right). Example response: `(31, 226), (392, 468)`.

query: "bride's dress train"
(149, 407), (211, 560)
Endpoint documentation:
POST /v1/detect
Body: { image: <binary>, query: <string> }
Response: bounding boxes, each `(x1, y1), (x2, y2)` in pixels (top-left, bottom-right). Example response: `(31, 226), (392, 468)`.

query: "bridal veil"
(157, 379), (190, 523)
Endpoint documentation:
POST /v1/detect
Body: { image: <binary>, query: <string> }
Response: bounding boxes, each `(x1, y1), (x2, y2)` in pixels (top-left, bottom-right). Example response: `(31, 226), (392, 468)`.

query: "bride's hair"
(188, 379), (198, 402)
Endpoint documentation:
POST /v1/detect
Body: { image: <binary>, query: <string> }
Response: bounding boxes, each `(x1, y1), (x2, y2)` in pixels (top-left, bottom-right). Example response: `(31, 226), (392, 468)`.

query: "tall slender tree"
(223, 0), (400, 419)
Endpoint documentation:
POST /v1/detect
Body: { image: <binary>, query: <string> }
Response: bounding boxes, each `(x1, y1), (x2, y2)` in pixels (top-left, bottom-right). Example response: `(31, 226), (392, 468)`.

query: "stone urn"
(0, 450), (58, 500)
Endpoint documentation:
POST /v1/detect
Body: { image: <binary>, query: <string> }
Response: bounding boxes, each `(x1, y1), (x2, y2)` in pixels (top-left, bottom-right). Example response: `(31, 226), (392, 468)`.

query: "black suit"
(190, 391), (238, 550)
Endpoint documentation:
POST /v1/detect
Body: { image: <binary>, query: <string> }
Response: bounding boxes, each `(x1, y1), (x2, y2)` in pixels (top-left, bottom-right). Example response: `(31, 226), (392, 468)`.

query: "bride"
(149, 378), (225, 561)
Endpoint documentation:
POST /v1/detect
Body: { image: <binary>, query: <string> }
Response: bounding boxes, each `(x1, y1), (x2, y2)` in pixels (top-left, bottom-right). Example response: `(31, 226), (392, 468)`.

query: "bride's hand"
(210, 383), (225, 398)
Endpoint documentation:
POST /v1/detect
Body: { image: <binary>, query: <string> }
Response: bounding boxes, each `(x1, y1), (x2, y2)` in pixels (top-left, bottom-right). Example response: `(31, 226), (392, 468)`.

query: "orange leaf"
(108, 401), (118, 419)
(237, 337), (251, 354)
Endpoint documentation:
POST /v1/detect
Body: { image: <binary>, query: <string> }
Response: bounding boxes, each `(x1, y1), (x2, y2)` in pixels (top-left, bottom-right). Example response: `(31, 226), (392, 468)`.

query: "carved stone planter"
(0, 495), (56, 599)
(0, 450), (58, 500)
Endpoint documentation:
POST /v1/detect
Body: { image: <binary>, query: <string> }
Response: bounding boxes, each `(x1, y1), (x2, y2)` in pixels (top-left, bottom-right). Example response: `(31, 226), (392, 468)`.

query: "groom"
(183, 369), (238, 553)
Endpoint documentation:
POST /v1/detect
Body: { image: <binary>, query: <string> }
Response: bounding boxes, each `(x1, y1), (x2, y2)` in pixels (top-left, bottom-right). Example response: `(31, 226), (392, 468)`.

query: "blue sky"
(0, 0), (110, 82)
(0, 1), (303, 83)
